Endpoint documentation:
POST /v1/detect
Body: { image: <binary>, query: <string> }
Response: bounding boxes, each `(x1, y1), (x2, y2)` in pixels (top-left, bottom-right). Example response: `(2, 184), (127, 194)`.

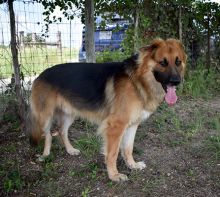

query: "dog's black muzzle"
(169, 75), (181, 86)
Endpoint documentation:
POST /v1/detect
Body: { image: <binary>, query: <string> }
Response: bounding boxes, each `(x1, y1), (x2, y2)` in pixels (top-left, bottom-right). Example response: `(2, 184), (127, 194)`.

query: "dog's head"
(138, 38), (187, 105)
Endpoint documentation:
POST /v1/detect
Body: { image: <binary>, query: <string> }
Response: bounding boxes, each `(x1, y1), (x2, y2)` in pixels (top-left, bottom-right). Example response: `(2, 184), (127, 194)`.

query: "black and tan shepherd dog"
(29, 38), (186, 181)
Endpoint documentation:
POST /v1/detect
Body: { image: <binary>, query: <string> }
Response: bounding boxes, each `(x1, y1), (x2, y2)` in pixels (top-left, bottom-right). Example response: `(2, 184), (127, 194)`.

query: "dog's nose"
(169, 75), (181, 86)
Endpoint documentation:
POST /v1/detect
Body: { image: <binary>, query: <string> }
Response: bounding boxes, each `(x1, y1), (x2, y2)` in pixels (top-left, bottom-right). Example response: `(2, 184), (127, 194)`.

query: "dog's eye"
(175, 57), (182, 66)
(159, 58), (168, 67)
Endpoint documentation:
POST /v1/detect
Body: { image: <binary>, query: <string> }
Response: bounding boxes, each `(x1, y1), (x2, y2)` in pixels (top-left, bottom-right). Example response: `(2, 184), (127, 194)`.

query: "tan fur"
(30, 38), (186, 181)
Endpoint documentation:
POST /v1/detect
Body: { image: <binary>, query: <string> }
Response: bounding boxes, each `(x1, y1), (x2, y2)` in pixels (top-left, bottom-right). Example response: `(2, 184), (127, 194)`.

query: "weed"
(68, 169), (86, 178)
(171, 115), (181, 131)
(41, 154), (57, 178)
(73, 118), (96, 132)
(42, 162), (56, 178)
(184, 111), (203, 140)
(41, 180), (63, 197)
(0, 159), (24, 194)
(3, 170), (25, 193)
(68, 162), (100, 180)
(142, 176), (166, 194)
(168, 139), (184, 147)
(129, 170), (142, 181)
(2, 112), (18, 123)
(152, 104), (182, 133)
(74, 133), (101, 158)
(186, 168), (194, 176)
(90, 167), (98, 180)
(0, 144), (16, 153)
(86, 163), (99, 179)
(186, 168), (196, 181)
(81, 186), (90, 197)
(208, 116), (220, 131)
(133, 146), (144, 156)
(107, 181), (113, 187)
(68, 169), (76, 177)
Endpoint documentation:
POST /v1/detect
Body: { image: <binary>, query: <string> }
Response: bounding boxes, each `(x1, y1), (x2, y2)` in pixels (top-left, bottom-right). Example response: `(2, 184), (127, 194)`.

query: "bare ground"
(0, 96), (220, 197)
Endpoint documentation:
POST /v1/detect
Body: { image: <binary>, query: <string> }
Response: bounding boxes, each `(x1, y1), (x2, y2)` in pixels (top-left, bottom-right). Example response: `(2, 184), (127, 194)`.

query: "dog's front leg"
(120, 124), (146, 170)
(104, 119), (128, 182)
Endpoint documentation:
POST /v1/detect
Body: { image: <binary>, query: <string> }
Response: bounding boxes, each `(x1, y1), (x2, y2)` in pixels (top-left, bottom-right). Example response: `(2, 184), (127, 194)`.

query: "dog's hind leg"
(35, 111), (53, 161)
(120, 124), (146, 170)
(42, 117), (53, 157)
(59, 113), (80, 156)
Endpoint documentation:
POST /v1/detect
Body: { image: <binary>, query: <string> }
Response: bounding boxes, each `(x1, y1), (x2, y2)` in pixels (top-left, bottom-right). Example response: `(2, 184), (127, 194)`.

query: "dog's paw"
(67, 148), (80, 156)
(37, 155), (48, 162)
(128, 161), (146, 170)
(109, 173), (128, 182)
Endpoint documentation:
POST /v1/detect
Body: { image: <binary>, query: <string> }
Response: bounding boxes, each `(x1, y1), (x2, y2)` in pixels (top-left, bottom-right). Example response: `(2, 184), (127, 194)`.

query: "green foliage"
(27, 0), (220, 67)
(179, 65), (220, 98)
(121, 26), (141, 55)
(34, 0), (84, 33)
(96, 50), (128, 63)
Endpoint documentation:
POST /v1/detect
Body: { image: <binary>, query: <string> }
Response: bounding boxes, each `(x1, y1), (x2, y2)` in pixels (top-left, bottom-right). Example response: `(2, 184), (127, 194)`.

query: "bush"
(179, 64), (220, 98)
(96, 50), (128, 63)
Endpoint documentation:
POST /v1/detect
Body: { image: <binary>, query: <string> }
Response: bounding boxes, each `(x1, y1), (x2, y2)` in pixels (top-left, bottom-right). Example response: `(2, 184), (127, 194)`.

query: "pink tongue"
(165, 86), (177, 106)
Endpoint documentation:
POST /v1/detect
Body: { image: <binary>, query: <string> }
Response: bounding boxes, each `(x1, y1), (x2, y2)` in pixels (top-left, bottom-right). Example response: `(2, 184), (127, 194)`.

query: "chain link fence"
(0, 0), (83, 116)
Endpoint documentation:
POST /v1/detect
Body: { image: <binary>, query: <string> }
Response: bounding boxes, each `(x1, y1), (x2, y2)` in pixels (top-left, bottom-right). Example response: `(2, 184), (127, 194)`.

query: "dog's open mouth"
(164, 85), (177, 106)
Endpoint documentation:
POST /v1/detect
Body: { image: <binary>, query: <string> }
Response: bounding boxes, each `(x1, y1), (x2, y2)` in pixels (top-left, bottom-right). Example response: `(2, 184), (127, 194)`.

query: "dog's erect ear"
(139, 38), (163, 54)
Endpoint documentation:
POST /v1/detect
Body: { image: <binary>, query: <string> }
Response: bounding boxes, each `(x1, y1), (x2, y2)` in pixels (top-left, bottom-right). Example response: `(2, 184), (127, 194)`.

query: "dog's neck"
(130, 71), (165, 112)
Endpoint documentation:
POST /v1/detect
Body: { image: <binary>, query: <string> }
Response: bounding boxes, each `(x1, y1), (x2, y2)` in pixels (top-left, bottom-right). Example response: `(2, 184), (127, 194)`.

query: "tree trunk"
(85, 0), (95, 63)
(207, 14), (211, 69)
(133, 6), (139, 52)
(8, 0), (26, 130)
(178, 5), (183, 42)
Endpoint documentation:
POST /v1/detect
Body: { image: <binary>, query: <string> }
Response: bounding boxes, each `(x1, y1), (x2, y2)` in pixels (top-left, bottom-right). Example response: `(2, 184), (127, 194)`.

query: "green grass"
(205, 135), (220, 160)
(0, 144), (16, 153)
(74, 133), (101, 158)
(142, 176), (166, 194)
(68, 162), (100, 180)
(204, 116), (220, 160)
(153, 103), (220, 161)
(3, 169), (25, 193)
(0, 160), (25, 193)
(0, 46), (78, 78)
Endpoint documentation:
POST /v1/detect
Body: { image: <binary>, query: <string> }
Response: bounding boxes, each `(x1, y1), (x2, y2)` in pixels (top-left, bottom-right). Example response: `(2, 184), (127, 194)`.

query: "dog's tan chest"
(141, 110), (151, 121)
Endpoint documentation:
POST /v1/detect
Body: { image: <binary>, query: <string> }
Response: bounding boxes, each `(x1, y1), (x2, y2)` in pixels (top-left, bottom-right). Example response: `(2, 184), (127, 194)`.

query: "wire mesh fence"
(0, 0), (83, 116)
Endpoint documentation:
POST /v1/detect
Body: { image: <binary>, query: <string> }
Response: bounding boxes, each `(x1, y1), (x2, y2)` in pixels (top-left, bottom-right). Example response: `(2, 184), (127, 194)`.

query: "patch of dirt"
(0, 96), (220, 197)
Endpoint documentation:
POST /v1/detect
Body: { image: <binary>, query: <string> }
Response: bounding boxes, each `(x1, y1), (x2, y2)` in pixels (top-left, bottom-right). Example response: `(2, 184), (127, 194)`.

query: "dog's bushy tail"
(26, 105), (42, 146)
